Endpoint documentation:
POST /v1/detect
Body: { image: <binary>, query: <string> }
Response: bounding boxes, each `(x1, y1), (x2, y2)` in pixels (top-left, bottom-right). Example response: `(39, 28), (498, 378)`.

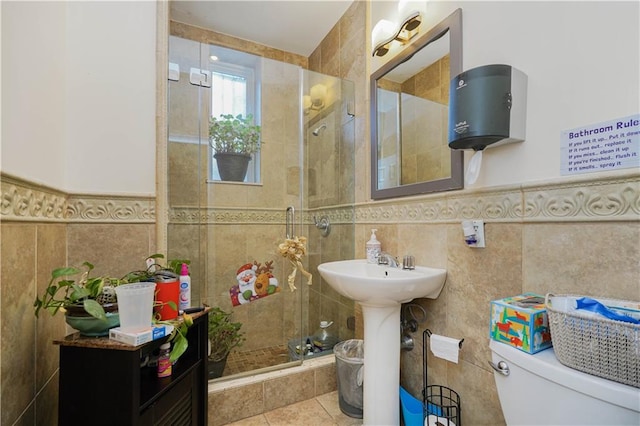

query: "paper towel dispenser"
(448, 64), (527, 150)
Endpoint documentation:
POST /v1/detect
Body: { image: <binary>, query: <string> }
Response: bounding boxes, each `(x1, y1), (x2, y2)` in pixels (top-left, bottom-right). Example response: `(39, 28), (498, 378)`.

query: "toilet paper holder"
(420, 329), (463, 425)
(425, 329), (464, 349)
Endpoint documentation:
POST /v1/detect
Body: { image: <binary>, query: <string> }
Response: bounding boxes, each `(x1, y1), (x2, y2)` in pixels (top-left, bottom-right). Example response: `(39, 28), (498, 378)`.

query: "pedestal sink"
(318, 259), (447, 425)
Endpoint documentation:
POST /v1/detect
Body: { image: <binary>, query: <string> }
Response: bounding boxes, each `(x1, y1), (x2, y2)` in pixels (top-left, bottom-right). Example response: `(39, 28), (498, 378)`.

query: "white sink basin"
(318, 259), (447, 307)
(318, 259), (447, 425)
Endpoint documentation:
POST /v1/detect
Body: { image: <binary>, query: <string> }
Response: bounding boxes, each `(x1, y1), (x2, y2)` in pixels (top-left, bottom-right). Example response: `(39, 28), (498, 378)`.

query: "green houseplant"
(207, 307), (245, 379)
(209, 113), (262, 182)
(34, 261), (122, 321)
(34, 254), (193, 362)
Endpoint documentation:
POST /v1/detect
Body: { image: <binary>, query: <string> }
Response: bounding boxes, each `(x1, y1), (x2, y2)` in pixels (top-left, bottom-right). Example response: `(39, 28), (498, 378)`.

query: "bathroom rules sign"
(560, 114), (639, 175)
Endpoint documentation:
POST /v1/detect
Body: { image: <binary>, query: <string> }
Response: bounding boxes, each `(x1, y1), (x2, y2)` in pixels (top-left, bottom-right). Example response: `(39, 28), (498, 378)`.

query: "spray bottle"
(179, 263), (191, 311)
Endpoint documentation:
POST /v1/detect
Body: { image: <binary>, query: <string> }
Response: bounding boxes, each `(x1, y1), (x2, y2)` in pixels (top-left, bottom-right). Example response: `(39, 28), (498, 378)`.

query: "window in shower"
(208, 48), (262, 183)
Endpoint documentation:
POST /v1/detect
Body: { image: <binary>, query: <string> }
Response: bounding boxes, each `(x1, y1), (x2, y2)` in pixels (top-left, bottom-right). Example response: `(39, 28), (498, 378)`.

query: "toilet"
(490, 339), (640, 425)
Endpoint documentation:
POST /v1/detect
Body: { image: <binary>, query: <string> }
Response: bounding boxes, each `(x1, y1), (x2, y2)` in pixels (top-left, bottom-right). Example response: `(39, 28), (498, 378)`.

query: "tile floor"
(225, 391), (362, 426)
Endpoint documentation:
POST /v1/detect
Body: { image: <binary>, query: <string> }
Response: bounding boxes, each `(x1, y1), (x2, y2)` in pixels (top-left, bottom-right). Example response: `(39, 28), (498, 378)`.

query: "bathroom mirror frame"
(370, 8), (463, 200)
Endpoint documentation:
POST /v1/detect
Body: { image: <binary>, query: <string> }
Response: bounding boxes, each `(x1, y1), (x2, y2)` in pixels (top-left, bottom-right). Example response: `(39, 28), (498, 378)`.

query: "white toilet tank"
(490, 340), (640, 425)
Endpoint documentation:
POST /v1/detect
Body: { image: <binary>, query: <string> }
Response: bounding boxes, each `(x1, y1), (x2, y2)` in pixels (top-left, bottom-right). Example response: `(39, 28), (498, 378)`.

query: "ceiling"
(170, 0), (355, 57)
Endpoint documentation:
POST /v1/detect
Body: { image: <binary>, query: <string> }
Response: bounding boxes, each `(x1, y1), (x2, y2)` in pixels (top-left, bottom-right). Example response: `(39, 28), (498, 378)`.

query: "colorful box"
(490, 293), (552, 354)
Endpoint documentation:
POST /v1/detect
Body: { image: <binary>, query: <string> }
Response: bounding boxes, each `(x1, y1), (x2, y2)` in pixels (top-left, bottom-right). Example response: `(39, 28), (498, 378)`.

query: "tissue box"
(490, 293), (552, 354)
(109, 324), (174, 346)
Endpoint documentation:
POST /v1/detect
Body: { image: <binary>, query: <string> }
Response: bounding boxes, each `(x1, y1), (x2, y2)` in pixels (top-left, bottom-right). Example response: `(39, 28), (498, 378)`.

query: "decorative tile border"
(1, 174), (68, 222)
(1, 173), (155, 223)
(168, 205), (355, 225)
(4, 171), (638, 225)
(66, 196), (155, 223)
(355, 170), (639, 224)
(522, 175), (640, 222)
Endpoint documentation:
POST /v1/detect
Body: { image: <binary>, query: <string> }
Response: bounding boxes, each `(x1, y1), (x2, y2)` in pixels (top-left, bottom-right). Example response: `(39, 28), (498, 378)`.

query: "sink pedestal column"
(361, 303), (401, 425)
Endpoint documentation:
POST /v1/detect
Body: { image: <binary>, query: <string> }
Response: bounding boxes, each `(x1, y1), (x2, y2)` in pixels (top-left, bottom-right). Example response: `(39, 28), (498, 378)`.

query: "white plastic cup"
(115, 282), (156, 331)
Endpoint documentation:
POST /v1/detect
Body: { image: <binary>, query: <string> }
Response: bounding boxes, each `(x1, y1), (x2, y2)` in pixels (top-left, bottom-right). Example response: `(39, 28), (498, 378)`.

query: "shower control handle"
(313, 215), (331, 237)
(488, 360), (510, 376)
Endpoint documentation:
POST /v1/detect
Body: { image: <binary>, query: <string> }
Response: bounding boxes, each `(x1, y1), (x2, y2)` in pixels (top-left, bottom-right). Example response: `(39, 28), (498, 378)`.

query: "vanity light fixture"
(372, 11), (423, 57)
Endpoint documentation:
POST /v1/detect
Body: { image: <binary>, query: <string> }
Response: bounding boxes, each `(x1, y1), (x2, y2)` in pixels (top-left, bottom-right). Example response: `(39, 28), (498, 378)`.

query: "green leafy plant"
(34, 254), (196, 363)
(122, 254), (190, 315)
(34, 262), (123, 320)
(162, 312), (193, 363)
(122, 253), (190, 284)
(208, 307), (245, 362)
(209, 113), (262, 155)
(120, 254), (193, 362)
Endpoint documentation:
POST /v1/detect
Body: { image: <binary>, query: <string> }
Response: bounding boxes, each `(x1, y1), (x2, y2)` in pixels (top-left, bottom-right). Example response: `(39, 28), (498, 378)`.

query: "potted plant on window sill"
(209, 113), (262, 182)
(207, 307), (245, 379)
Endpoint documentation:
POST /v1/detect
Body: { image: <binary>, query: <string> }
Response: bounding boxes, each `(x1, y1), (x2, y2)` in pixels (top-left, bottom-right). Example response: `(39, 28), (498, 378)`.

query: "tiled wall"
(354, 171), (640, 424)
(0, 173), (156, 425)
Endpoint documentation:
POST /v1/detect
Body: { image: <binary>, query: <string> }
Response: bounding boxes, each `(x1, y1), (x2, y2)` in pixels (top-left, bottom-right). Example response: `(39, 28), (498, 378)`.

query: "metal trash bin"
(334, 339), (364, 418)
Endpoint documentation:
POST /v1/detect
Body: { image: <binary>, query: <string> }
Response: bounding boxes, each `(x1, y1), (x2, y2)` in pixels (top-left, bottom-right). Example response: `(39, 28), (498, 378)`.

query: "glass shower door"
(168, 35), (356, 380)
(168, 36), (306, 379)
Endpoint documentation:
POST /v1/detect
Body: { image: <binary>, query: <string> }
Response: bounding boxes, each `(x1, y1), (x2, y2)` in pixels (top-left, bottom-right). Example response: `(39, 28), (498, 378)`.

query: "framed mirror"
(370, 9), (463, 199)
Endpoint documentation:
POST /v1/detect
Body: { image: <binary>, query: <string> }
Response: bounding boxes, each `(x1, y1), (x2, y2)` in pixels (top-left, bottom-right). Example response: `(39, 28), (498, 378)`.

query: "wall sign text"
(560, 114), (639, 175)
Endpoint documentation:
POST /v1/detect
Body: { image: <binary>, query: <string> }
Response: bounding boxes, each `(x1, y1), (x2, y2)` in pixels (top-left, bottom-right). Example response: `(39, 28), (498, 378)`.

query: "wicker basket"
(545, 294), (640, 388)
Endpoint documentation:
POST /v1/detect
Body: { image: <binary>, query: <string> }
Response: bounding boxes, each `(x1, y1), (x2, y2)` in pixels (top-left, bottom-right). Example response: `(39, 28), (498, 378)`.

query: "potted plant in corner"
(34, 261), (123, 336)
(34, 254), (194, 363)
(207, 307), (245, 379)
(209, 113), (262, 182)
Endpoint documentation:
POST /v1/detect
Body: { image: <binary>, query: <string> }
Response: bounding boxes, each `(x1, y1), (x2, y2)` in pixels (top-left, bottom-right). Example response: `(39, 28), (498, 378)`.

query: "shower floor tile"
(224, 344), (290, 376)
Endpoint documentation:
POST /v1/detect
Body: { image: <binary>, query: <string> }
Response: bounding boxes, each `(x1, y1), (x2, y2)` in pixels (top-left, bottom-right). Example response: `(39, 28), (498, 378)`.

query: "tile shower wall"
(304, 0), (364, 344)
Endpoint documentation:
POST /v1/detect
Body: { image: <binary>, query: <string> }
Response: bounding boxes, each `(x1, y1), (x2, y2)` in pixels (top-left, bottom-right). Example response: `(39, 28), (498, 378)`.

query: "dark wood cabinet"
(54, 310), (208, 425)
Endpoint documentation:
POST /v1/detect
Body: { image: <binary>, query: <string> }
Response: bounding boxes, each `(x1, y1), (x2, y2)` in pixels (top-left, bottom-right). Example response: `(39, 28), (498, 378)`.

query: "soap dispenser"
(366, 229), (382, 264)
(312, 321), (338, 351)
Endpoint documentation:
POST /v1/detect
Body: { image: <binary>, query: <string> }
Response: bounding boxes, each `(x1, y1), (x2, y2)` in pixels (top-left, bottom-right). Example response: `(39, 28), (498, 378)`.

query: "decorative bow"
(277, 236), (312, 291)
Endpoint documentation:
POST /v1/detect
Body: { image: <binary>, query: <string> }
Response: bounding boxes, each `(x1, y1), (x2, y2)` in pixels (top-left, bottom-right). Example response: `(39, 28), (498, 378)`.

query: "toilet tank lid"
(490, 340), (639, 412)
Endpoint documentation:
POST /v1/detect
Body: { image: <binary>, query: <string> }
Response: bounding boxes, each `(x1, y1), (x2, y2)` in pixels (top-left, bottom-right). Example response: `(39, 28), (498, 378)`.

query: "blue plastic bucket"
(400, 386), (423, 426)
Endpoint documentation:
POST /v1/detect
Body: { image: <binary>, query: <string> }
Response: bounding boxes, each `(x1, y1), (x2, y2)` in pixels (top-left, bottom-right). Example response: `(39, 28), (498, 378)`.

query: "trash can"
(334, 339), (364, 418)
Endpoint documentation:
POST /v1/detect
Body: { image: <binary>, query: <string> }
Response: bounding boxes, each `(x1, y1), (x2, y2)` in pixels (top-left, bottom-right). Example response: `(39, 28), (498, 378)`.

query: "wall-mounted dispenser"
(448, 64), (527, 151)
(462, 220), (485, 248)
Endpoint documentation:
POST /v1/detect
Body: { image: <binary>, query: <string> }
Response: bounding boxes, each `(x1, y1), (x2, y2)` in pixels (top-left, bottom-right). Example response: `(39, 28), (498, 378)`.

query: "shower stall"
(166, 35), (356, 379)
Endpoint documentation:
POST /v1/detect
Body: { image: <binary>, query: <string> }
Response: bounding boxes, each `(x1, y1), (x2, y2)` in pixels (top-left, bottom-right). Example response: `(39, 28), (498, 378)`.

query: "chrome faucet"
(376, 252), (399, 268)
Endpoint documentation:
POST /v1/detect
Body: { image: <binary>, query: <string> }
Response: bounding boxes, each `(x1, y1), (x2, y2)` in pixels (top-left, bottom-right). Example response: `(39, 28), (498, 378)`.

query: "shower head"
(312, 123), (327, 136)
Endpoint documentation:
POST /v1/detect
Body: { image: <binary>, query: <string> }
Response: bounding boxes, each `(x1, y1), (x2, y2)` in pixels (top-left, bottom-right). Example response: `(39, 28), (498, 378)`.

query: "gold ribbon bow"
(277, 236), (312, 291)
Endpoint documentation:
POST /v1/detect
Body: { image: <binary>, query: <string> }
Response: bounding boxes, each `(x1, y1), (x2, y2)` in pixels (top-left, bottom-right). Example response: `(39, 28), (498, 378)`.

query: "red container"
(155, 279), (179, 320)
